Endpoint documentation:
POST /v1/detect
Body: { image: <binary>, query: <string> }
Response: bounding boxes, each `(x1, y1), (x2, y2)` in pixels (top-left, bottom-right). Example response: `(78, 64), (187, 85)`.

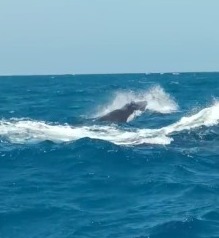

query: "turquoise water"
(0, 73), (219, 237)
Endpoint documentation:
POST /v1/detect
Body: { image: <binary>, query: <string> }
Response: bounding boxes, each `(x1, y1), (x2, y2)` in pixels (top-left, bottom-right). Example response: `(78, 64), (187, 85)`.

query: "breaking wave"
(95, 85), (179, 121)
(0, 102), (219, 146)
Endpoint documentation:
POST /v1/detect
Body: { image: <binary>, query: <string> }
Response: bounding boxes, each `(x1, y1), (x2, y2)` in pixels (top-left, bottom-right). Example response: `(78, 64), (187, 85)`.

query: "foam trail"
(162, 102), (219, 134)
(139, 102), (219, 143)
(96, 85), (179, 121)
(1, 102), (219, 145)
(0, 120), (168, 145)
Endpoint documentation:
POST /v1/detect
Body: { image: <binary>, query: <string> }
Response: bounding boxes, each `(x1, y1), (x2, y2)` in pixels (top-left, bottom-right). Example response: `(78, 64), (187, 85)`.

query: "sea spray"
(95, 85), (179, 121)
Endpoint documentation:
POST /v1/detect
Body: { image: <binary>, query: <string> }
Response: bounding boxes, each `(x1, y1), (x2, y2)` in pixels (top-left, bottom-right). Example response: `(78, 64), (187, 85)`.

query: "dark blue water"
(0, 73), (219, 238)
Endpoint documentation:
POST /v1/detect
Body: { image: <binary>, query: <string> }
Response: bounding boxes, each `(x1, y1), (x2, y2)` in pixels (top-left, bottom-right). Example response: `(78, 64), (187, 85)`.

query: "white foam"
(0, 120), (151, 145)
(95, 85), (179, 121)
(0, 102), (219, 145)
(161, 102), (219, 134)
(1, 102), (219, 146)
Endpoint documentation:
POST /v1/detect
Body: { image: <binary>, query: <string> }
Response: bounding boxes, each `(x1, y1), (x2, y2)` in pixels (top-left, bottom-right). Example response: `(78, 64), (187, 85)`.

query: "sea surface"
(0, 73), (219, 238)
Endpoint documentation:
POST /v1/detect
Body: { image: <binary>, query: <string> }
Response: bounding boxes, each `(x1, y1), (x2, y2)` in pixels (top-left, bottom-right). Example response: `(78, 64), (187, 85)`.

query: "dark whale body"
(98, 101), (147, 123)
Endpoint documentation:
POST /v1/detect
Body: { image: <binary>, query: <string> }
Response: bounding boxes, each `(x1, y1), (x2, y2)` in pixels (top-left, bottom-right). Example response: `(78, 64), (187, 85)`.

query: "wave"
(0, 102), (219, 146)
(95, 86), (179, 121)
(149, 217), (205, 238)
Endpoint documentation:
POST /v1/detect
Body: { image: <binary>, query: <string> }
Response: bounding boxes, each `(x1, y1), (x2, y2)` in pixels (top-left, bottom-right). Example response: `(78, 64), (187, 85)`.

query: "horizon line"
(0, 70), (219, 77)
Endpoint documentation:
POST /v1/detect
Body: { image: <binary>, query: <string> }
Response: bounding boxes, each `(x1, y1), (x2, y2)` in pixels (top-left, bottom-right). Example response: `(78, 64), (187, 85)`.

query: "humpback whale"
(98, 101), (147, 123)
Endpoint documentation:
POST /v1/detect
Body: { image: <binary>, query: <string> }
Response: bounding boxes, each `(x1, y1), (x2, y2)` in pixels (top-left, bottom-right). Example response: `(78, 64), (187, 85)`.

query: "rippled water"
(0, 73), (219, 238)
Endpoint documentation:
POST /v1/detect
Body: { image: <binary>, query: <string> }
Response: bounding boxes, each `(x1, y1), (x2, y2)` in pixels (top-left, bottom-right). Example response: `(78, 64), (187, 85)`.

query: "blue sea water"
(0, 73), (219, 238)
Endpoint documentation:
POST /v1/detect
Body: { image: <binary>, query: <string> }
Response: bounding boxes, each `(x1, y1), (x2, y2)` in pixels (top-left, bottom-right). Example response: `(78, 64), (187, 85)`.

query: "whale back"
(98, 101), (147, 123)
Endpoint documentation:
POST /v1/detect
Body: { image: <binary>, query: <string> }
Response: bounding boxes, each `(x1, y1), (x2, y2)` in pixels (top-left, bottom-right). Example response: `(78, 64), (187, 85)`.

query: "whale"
(98, 101), (147, 123)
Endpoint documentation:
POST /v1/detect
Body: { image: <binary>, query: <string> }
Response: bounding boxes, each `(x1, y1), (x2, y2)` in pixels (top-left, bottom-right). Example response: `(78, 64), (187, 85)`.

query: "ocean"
(0, 73), (218, 238)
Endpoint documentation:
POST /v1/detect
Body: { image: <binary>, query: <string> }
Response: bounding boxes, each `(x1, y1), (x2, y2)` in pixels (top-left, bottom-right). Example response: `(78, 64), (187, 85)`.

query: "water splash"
(0, 102), (219, 146)
(95, 86), (179, 122)
(144, 86), (179, 114)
